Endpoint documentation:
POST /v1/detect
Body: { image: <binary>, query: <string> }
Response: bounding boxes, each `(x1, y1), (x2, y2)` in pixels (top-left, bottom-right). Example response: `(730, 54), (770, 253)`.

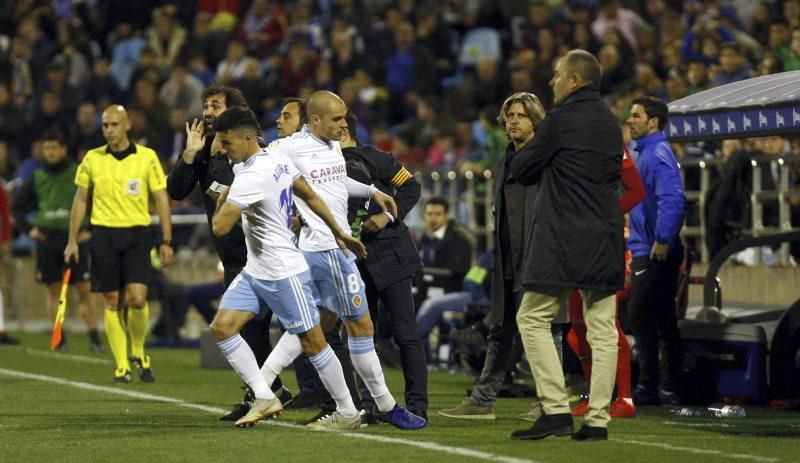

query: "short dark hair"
(563, 49), (602, 88)
(344, 110), (361, 145)
(426, 196), (449, 214)
(720, 41), (742, 55)
(202, 84), (248, 108)
(283, 97), (307, 125)
(214, 107), (260, 133)
(632, 95), (669, 131)
(39, 129), (65, 144)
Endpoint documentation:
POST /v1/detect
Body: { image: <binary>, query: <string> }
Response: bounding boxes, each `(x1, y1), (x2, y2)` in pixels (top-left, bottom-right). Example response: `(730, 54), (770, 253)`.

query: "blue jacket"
(628, 131), (685, 257)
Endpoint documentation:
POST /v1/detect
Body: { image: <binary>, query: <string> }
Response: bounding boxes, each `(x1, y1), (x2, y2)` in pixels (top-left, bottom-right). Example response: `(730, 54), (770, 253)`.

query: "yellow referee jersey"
(75, 144), (166, 228)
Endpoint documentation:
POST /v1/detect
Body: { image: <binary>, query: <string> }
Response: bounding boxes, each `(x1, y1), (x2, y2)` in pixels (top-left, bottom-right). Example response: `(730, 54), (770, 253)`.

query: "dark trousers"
(472, 278), (520, 405)
(629, 253), (683, 392)
(225, 268), (283, 391)
(360, 272), (429, 412)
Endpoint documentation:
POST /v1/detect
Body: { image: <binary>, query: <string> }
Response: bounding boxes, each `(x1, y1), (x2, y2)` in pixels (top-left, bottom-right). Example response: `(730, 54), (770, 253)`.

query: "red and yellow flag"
(49, 268), (71, 350)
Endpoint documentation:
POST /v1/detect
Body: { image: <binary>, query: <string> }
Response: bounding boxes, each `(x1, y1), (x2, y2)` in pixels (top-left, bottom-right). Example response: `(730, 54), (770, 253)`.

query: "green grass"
(1, 332), (798, 463)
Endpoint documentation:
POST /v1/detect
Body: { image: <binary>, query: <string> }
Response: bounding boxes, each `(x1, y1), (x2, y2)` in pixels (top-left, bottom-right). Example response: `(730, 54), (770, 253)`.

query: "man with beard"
(166, 85), (291, 420)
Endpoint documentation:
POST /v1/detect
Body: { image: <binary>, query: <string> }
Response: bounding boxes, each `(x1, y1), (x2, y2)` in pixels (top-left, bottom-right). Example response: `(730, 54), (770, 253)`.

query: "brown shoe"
(437, 398), (495, 420)
(518, 400), (543, 422)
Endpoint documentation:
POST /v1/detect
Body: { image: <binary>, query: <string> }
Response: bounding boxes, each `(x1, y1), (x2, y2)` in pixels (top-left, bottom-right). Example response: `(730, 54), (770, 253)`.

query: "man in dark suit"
(166, 85), (291, 420)
(510, 49), (624, 441)
(438, 92), (559, 421)
(340, 111), (429, 420)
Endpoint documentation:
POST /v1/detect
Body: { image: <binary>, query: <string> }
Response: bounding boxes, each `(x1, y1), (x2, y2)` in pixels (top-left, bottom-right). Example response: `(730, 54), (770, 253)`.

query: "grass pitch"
(1, 332), (798, 463)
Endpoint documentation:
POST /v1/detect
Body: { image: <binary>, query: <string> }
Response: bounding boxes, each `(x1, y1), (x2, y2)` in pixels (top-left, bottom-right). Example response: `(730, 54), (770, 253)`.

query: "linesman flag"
(50, 268), (72, 350)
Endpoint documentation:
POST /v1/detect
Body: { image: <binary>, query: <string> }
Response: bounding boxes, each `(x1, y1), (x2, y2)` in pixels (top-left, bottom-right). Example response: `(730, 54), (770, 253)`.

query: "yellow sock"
(104, 309), (129, 371)
(127, 303), (149, 360)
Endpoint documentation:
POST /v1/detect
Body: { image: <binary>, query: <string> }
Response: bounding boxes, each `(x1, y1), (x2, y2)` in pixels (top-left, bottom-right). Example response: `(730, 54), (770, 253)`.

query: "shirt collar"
(105, 142), (137, 159)
(432, 223), (448, 240)
(302, 125), (334, 149)
(634, 131), (667, 153)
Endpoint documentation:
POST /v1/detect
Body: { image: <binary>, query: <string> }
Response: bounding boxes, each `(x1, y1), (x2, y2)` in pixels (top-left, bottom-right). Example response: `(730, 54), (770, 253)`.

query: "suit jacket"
(343, 145), (422, 290)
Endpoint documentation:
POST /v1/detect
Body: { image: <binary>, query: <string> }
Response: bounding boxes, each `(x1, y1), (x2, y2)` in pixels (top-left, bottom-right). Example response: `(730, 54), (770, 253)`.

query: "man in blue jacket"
(626, 96), (686, 406)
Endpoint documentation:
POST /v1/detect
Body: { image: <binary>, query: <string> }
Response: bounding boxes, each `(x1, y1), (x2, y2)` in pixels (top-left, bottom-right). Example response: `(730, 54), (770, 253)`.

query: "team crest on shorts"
(352, 295), (362, 308)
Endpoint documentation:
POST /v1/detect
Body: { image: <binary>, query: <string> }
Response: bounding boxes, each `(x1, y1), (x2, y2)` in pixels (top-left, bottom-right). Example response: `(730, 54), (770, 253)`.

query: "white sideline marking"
(19, 347), (114, 365)
(612, 439), (780, 463)
(662, 420), (735, 428)
(0, 368), (536, 463)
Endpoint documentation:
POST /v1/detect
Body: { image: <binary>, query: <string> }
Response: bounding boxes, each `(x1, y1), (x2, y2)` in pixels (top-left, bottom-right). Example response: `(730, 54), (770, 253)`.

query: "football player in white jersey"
(262, 91), (426, 430)
(208, 107), (367, 429)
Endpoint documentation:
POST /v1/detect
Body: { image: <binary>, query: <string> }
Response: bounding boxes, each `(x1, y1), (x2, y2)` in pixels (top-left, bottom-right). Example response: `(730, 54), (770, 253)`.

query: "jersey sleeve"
(146, 149), (167, 191)
(74, 154), (92, 188)
(226, 169), (262, 210)
(380, 154), (413, 189)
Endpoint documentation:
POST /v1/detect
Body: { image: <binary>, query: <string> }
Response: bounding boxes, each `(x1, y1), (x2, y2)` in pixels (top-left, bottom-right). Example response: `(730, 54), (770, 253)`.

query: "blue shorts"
(303, 249), (368, 321)
(219, 270), (319, 335)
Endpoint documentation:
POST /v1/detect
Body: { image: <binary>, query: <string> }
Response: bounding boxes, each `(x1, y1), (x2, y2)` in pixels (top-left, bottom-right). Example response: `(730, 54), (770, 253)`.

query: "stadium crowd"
(0, 0), (799, 438)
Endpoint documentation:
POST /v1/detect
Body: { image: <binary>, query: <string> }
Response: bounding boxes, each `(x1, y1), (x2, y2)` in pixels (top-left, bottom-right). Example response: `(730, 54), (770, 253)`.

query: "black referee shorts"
(35, 230), (90, 284)
(89, 226), (152, 293)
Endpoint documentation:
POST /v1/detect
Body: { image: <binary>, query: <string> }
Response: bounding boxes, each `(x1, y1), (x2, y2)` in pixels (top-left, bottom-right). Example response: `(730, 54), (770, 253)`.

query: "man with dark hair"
(166, 85), (291, 420)
(208, 106), (367, 428)
(416, 196), (474, 300)
(509, 49), (624, 441)
(14, 129), (100, 352)
(626, 95), (685, 406)
(339, 109), (428, 421)
(276, 97), (307, 138)
(714, 42), (752, 86)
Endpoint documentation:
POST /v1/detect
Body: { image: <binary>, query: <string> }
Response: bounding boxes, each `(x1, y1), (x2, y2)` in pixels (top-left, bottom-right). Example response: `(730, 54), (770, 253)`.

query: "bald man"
(509, 50), (624, 441)
(66, 105), (174, 384)
(251, 90), (425, 430)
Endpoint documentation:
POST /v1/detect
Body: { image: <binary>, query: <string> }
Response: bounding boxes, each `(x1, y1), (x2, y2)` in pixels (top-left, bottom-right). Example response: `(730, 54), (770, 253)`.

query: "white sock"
(218, 334), (274, 400)
(348, 336), (395, 413)
(261, 332), (303, 386)
(0, 290), (5, 332)
(309, 345), (358, 418)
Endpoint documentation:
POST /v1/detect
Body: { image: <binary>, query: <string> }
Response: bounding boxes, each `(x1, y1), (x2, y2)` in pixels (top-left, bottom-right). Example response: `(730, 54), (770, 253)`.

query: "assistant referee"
(65, 105), (174, 383)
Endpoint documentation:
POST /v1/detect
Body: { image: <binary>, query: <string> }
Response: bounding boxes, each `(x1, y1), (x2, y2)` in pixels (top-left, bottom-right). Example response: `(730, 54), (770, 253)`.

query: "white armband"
(344, 177), (378, 197)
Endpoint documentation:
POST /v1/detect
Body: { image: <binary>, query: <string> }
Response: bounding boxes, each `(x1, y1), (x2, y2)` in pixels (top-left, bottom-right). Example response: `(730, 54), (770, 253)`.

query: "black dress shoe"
(511, 413), (574, 440)
(571, 424), (608, 441)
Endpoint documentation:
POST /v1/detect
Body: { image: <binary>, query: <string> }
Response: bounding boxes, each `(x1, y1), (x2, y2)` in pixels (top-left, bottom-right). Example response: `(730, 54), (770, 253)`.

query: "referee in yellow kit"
(64, 105), (173, 383)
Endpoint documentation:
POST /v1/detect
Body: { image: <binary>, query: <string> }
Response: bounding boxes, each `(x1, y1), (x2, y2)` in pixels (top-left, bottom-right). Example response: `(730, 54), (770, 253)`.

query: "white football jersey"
(226, 148), (308, 280)
(270, 126), (350, 252)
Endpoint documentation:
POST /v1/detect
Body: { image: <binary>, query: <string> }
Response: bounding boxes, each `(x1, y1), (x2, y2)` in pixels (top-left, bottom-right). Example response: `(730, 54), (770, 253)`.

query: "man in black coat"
(438, 92), (566, 421)
(340, 111), (429, 420)
(166, 85), (291, 420)
(509, 50), (624, 442)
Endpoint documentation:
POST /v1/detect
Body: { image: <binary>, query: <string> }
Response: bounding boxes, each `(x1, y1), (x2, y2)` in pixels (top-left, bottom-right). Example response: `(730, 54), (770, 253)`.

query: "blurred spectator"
(476, 105), (507, 170)
(415, 196), (475, 305)
(159, 105), (188, 165)
(186, 51), (217, 87)
(598, 43), (634, 95)
(232, 58), (279, 117)
(132, 79), (168, 133)
(87, 56), (123, 109)
(0, 140), (18, 181)
(238, 0), (288, 57)
(713, 42), (752, 86)
(37, 59), (82, 112)
(0, 84), (23, 153)
(415, 9), (455, 77)
(686, 59), (710, 93)
(215, 39), (249, 84)
(392, 129), (426, 169)
(384, 21), (437, 122)
(67, 102), (104, 159)
(591, 0), (648, 51)
(287, 0), (324, 50)
(146, 7), (187, 70)
(159, 61), (204, 118)
(427, 123), (458, 169)
(327, 26), (363, 88)
(281, 39), (318, 95)
(127, 106), (160, 149)
(756, 52), (784, 76)
(108, 22), (147, 91)
(787, 27), (800, 71)
(28, 90), (70, 142)
(183, 11), (227, 69)
(769, 20), (792, 65)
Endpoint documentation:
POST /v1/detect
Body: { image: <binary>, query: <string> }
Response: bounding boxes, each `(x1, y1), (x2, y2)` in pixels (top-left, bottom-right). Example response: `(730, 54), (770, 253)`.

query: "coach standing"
(626, 96), (685, 406)
(509, 50), (624, 441)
